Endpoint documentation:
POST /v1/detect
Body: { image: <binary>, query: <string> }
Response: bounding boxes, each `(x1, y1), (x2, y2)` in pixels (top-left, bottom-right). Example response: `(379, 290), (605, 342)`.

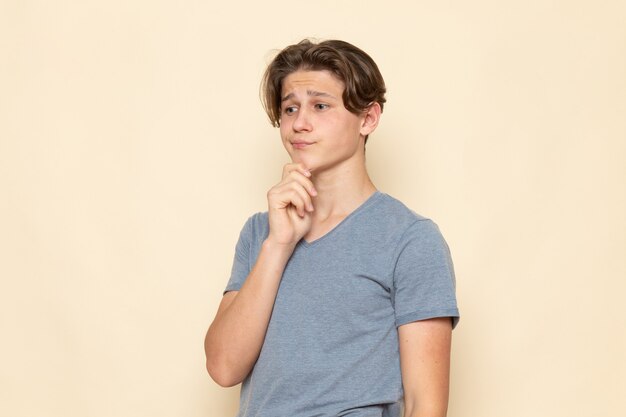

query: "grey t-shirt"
(225, 191), (460, 417)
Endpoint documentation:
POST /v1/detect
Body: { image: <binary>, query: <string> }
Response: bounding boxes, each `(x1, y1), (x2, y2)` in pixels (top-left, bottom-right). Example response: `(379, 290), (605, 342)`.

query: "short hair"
(261, 39), (386, 138)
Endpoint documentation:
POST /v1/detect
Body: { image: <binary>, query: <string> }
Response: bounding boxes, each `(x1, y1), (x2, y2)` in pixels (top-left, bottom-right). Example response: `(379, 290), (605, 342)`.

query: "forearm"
(404, 411), (447, 417)
(205, 239), (294, 386)
(403, 402), (448, 417)
(399, 318), (452, 417)
(402, 374), (449, 417)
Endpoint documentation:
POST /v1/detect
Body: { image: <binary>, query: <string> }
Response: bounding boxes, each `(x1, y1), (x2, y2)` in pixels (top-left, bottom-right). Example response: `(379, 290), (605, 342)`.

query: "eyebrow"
(281, 90), (338, 102)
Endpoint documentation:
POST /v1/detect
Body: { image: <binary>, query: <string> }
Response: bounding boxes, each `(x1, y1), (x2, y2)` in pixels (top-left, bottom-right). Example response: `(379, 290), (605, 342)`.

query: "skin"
(204, 70), (453, 417)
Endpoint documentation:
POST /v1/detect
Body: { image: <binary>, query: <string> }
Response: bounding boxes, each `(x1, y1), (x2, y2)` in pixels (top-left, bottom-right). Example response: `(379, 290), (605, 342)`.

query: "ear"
(359, 102), (382, 137)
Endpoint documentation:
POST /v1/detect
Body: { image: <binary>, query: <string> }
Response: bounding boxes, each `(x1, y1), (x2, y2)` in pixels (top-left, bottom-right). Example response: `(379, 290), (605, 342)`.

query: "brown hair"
(261, 39), (386, 140)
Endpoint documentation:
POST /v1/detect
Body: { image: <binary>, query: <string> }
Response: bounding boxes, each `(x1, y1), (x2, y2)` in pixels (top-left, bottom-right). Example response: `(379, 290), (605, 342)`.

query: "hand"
(266, 163), (317, 247)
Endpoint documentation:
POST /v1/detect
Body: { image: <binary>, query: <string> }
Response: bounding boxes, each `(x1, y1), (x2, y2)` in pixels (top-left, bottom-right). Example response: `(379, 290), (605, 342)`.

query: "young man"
(205, 39), (460, 417)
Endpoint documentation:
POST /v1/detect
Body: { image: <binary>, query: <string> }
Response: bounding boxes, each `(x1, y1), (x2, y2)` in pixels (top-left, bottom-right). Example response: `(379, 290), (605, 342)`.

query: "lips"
(291, 140), (314, 149)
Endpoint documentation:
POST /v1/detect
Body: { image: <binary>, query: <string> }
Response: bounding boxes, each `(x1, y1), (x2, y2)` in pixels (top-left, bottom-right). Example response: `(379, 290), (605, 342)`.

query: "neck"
(308, 159), (377, 221)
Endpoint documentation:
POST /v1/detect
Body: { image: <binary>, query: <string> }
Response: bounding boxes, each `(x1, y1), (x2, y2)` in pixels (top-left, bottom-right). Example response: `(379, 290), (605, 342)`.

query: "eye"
(314, 103), (329, 111)
(283, 106), (298, 115)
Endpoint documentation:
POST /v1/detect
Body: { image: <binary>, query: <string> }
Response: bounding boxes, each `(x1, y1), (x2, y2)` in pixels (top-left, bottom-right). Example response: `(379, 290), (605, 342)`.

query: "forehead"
(281, 70), (345, 97)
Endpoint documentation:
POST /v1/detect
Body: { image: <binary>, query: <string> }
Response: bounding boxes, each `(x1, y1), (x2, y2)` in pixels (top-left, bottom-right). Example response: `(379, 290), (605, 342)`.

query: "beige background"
(1, 1), (625, 416)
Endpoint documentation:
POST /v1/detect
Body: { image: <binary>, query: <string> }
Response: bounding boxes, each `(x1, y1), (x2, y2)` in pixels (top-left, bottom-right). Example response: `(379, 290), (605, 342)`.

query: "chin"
(290, 156), (316, 171)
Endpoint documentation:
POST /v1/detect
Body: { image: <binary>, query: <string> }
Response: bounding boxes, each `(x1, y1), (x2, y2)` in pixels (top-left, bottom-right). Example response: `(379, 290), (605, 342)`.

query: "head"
(261, 39), (386, 146)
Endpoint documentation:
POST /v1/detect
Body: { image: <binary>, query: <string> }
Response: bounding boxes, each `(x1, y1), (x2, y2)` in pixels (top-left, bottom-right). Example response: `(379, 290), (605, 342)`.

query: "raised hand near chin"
(266, 163), (317, 248)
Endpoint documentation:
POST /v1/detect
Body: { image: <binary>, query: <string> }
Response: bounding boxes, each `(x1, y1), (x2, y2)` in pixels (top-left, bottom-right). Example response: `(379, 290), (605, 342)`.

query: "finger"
(282, 163), (311, 181)
(276, 168), (317, 202)
(286, 204), (302, 222)
(286, 189), (307, 217)
(286, 170), (317, 199)
(287, 203), (310, 222)
(286, 181), (314, 212)
(281, 163), (317, 196)
(288, 183), (313, 217)
(270, 184), (309, 216)
(274, 179), (314, 212)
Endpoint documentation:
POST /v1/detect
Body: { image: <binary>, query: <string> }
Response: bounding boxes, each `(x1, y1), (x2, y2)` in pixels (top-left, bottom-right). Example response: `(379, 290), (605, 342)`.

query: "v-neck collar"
(297, 191), (383, 248)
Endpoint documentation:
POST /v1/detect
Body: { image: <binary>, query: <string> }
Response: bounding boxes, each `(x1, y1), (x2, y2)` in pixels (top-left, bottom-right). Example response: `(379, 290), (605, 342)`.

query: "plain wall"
(1, 1), (625, 416)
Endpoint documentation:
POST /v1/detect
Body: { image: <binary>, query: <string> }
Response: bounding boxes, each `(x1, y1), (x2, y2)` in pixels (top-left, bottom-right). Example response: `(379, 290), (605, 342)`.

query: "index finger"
(281, 162), (311, 180)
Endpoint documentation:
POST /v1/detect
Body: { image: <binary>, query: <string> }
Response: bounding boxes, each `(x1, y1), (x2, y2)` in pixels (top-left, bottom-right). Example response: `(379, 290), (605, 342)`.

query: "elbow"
(204, 328), (242, 387)
(204, 323), (250, 387)
(403, 394), (448, 417)
(205, 356), (244, 388)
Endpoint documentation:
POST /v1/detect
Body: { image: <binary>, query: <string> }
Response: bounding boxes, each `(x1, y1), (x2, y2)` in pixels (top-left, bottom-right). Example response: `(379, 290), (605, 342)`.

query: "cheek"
(279, 124), (289, 141)
(279, 127), (294, 154)
(335, 117), (362, 141)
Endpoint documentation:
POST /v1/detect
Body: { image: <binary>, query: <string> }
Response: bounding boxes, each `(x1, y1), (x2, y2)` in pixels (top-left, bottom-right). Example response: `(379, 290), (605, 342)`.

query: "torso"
(304, 188), (378, 243)
(303, 215), (347, 244)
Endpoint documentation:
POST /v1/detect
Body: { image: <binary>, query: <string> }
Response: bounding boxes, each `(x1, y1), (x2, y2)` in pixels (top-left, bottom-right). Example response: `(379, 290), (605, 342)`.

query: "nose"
(292, 107), (312, 132)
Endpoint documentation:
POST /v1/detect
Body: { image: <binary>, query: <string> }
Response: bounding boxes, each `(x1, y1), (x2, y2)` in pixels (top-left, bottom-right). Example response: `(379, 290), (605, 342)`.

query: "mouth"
(291, 141), (314, 149)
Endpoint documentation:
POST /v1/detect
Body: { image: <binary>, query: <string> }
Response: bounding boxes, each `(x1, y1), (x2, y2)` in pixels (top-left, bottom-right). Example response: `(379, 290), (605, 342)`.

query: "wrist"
(262, 238), (297, 256)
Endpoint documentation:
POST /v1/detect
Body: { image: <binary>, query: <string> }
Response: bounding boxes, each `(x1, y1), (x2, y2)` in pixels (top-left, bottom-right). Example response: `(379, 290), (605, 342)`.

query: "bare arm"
(399, 317), (453, 417)
(204, 163), (316, 387)
(204, 239), (295, 387)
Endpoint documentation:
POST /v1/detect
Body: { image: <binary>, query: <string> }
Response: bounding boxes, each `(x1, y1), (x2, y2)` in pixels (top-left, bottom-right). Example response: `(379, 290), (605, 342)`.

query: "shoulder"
(372, 192), (451, 255)
(237, 211), (270, 242)
(247, 210), (269, 229)
(376, 192), (428, 220)
(373, 191), (434, 232)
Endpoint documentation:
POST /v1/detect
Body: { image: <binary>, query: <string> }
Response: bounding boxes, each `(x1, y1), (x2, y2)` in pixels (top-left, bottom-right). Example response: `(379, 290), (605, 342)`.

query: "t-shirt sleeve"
(392, 219), (460, 329)
(223, 215), (255, 294)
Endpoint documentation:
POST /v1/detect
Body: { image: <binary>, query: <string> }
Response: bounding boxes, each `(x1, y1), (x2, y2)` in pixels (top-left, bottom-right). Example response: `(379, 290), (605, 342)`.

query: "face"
(279, 70), (371, 173)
